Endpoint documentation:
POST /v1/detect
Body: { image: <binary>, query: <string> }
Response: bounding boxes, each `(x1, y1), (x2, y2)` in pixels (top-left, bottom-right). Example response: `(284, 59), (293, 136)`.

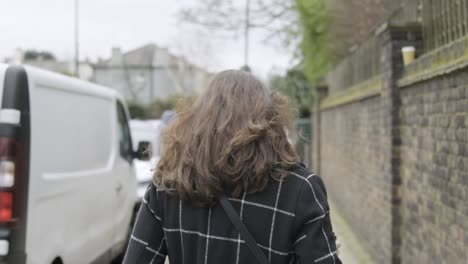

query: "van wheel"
(52, 257), (63, 264)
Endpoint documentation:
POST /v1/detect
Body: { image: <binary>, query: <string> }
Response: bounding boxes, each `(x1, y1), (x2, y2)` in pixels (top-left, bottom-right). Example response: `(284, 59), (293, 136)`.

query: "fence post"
(377, 23), (422, 264)
(312, 84), (328, 174)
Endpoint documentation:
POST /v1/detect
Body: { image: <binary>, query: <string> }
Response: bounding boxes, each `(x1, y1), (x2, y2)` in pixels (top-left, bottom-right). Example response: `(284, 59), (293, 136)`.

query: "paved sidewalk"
(329, 200), (375, 264)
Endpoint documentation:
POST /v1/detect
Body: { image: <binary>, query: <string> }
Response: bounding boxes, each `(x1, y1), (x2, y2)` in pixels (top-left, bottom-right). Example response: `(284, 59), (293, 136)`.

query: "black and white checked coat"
(123, 165), (342, 264)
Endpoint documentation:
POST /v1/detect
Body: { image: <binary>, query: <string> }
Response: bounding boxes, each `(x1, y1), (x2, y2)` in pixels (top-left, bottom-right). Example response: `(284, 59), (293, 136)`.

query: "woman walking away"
(124, 70), (342, 264)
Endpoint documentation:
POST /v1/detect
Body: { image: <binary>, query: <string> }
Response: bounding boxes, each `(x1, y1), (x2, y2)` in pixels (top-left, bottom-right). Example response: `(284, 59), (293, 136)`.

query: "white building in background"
(92, 43), (212, 105)
(4, 48), (94, 81)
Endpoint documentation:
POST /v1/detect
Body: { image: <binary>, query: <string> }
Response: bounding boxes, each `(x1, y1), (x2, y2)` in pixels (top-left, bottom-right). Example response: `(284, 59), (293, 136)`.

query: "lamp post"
(243, 0), (251, 72)
(74, 0), (80, 78)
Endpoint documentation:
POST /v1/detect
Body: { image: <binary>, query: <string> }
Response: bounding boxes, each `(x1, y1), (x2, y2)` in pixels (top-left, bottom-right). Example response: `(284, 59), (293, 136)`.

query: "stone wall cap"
(375, 22), (422, 36)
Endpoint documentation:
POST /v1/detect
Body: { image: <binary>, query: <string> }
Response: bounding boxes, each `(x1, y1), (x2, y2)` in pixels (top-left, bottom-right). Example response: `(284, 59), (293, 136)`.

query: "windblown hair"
(154, 70), (299, 206)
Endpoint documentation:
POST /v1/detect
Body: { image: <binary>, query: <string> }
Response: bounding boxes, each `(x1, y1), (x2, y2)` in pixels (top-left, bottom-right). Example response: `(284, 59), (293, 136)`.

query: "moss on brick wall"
(320, 75), (383, 110)
(398, 35), (468, 88)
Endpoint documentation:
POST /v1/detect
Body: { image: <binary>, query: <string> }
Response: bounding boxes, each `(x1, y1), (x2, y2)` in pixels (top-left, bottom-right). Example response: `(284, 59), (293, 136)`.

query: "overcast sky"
(0, 0), (294, 77)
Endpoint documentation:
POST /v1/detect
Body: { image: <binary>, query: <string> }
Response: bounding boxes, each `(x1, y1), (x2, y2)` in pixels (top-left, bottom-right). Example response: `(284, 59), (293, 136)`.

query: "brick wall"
(320, 96), (392, 263)
(399, 69), (468, 262)
(314, 25), (468, 263)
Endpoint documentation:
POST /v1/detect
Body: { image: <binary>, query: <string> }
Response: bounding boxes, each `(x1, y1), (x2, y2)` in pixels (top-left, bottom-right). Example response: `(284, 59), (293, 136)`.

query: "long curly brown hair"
(154, 70), (299, 206)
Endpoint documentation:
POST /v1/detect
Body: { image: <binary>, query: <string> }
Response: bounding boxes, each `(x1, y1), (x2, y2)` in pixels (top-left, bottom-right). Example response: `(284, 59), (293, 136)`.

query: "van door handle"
(115, 183), (123, 193)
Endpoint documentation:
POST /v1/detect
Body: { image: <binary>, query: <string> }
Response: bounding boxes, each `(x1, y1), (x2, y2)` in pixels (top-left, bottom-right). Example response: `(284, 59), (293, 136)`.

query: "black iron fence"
(326, 35), (382, 93)
(394, 0), (468, 52)
(390, 0), (423, 25)
(421, 0), (468, 51)
(326, 0), (468, 94)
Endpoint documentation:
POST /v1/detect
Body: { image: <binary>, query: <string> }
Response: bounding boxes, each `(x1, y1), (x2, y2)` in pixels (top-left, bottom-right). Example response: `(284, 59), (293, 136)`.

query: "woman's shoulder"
(143, 182), (176, 204)
(282, 164), (328, 197)
(287, 163), (315, 178)
(284, 164), (319, 183)
(148, 182), (175, 197)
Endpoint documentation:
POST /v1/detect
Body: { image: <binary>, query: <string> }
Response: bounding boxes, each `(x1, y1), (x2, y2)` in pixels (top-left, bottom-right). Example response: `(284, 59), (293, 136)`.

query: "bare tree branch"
(329, 0), (403, 57)
(179, 0), (299, 52)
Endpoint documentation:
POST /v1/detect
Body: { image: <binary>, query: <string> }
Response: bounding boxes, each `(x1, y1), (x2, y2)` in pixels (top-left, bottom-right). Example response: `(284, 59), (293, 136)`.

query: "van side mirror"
(134, 141), (151, 161)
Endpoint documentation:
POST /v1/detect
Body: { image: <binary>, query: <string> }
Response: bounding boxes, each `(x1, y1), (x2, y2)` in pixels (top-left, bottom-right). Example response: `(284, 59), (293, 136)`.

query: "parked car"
(129, 120), (162, 202)
(0, 64), (141, 264)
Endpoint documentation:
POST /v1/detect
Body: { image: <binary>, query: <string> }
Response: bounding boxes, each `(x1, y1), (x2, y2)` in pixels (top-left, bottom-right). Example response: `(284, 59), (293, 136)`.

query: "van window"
(116, 102), (132, 162)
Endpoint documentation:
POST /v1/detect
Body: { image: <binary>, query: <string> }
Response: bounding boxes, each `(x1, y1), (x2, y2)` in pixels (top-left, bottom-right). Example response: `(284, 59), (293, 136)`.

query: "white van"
(0, 64), (139, 264)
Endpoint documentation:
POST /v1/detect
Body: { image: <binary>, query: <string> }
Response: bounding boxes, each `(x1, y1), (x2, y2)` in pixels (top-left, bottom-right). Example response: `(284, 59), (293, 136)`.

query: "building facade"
(92, 44), (211, 105)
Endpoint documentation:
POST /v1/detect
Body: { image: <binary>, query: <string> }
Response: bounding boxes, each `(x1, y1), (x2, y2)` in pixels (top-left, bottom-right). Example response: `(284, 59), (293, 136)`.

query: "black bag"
(219, 196), (269, 264)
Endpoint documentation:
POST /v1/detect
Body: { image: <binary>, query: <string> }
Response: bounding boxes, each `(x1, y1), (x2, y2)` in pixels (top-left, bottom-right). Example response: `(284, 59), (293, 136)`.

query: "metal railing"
(325, 0), (468, 93)
(390, 0), (423, 25)
(421, 0), (468, 51)
(326, 35), (382, 93)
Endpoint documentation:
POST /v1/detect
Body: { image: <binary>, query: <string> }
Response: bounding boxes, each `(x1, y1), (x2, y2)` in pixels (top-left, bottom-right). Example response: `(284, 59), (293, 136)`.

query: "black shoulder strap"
(219, 196), (269, 264)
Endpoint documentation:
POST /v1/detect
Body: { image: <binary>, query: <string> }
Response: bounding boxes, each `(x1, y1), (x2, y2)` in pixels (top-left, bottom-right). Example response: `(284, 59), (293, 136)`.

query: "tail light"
(0, 192), (12, 222)
(0, 137), (20, 225)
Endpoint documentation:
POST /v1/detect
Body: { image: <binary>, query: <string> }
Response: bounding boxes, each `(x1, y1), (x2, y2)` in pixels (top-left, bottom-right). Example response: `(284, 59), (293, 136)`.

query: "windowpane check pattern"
(123, 166), (342, 264)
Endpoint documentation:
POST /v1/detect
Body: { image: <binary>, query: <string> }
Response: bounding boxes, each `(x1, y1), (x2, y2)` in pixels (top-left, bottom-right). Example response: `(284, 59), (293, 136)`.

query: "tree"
(23, 50), (56, 61)
(179, 0), (300, 52)
(328, 0), (402, 58)
(296, 0), (403, 81)
(170, 27), (219, 71)
(180, 0), (330, 82)
(128, 102), (149, 119)
(295, 0), (331, 82)
(147, 98), (177, 119)
(128, 95), (183, 120)
(270, 68), (313, 118)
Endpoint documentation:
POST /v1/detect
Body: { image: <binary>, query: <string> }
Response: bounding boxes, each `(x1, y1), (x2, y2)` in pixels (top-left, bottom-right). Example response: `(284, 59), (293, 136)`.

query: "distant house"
(92, 44), (211, 105)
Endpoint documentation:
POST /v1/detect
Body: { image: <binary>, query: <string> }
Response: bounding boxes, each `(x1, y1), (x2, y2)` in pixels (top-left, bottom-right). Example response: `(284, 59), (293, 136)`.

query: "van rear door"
(0, 65), (31, 264)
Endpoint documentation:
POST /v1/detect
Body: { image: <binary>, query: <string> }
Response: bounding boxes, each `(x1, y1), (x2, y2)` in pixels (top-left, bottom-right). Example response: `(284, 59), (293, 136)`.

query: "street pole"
(243, 0), (251, 71)
(74, 0), (80, 78)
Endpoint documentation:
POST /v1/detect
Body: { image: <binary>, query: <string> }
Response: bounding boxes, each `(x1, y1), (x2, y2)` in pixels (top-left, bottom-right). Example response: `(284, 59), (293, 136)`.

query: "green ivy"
(295, 0), (332, 82)
(270, 68), (314, 118)
(128, 94), (193, 120)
